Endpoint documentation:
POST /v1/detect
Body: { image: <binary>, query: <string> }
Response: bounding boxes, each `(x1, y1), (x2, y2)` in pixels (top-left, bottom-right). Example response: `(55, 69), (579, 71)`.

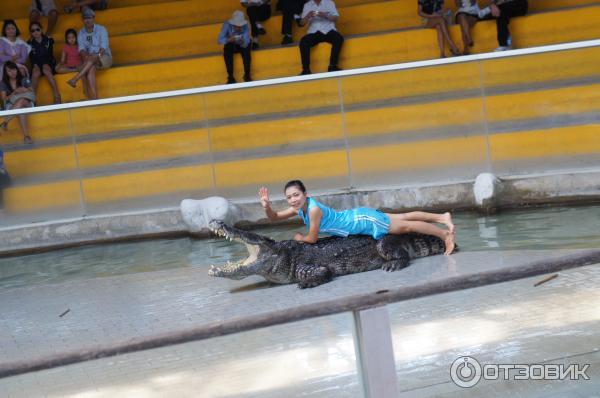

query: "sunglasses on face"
(30, 28), (41, 32)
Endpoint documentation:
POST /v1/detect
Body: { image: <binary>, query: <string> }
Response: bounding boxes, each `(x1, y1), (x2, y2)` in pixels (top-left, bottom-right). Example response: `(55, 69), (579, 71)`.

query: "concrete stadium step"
(3, 81), (599, 212)
(28, 5), (600, 105)
(1, 45), (598, 146)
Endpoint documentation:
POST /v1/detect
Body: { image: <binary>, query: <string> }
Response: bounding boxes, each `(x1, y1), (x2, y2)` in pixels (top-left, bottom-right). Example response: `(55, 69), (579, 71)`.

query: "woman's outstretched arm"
(259, 186), (296, 221)
(294, 206), (322, 243)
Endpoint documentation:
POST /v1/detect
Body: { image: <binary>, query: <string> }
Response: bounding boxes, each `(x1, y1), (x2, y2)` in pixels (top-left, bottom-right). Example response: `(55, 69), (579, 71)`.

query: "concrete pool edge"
(1, 169), (599, 256)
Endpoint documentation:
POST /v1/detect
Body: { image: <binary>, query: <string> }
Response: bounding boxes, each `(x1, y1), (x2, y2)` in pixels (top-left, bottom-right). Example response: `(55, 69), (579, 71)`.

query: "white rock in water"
(181, 197), (235, 232)
(474, 173), (500, 206)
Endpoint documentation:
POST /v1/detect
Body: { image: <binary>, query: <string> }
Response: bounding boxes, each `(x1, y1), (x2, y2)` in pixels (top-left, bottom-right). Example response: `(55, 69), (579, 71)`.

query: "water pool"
(1, 204), (599, 289)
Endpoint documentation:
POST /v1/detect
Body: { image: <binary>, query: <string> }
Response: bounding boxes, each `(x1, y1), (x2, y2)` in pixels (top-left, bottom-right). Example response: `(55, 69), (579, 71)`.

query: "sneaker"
(243, 74), (252, 82)
(493, 45), (511, 52)
(299, 69), (311, 75)
(252, 42), (259, 50)
(226, 76), (236, 84)
(281, 35), (293, 45)
(327, 65), (342, 72)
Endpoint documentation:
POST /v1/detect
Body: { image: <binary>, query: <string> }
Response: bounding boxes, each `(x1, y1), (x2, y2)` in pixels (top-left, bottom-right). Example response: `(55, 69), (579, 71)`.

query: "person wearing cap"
(240, 0), (271, 50)
(67, 7), (111, 99)
(29, 0), (59, 36)
(298, 0), (344, 75)
(64, 0), (108, 14)
(218, 11), (252, 84)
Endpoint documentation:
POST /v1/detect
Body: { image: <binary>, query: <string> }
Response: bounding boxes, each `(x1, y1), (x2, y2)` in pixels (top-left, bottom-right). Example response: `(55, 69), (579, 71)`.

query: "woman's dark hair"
(65, 28), (78, 43)
(2, 19), (20, 38)
(2, 61), (24, 89)
(284, 180), (306, 193)
(29, 21), (43, 35)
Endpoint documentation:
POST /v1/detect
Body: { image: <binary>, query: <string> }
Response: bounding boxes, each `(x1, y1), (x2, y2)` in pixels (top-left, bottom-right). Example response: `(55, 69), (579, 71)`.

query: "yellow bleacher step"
(1, 45), (597, 145)
(4, 123), (599, 212)
(29, 6), (600, 105)
(13, 0), (382, 39)
(5, 83), (599, 180)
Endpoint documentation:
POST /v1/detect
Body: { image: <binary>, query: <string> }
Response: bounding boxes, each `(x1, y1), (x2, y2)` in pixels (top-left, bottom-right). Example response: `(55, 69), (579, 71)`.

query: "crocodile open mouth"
(209, 223), (260, 275)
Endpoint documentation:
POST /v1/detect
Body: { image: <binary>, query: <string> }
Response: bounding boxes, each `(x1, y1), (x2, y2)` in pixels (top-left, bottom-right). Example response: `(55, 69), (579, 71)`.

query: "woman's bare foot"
(444, 231), (455, 255)
(441, 212), (455, 233)
(23, 135), (33, 144)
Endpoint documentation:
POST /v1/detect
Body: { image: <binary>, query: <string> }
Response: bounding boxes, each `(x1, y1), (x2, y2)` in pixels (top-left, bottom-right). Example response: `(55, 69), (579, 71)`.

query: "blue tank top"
(298, 197), (355, 237)
(298, 197), (391, 239)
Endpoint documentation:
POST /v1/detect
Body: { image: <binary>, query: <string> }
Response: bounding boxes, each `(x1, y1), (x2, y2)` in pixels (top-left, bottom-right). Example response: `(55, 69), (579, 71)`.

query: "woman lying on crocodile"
(259, 180), (456, 255)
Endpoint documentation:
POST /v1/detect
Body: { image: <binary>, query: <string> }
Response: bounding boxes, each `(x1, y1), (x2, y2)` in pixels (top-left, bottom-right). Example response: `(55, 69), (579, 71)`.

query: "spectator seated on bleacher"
(0, 20), (31, 79)
(218, 11), (253, 84)
(241, 0), (271, 50)
(418, 0), (460, 58)
(298, 0), (344, 75)
(64, 0), (108, 14)
(67, 7), (112, 100)
(0, 61), (35, 144)
(29, 0), (59, 36)
(277, 0), (307, 45)
(455, 0), (490, 55)
(28, 21), (62, 104)
(483, 0), (528, 51)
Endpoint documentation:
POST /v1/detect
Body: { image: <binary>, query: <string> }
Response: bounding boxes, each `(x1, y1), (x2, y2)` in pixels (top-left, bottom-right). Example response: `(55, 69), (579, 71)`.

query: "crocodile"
(208, 220), (453, 288)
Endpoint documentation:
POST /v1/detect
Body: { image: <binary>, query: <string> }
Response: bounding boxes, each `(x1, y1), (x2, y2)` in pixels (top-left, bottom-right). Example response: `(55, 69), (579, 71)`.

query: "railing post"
(352, 306), (399, 398)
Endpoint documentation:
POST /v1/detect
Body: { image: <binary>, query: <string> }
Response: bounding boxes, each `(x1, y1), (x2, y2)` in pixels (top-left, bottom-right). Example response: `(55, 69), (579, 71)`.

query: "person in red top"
(56, 28), (89, 98)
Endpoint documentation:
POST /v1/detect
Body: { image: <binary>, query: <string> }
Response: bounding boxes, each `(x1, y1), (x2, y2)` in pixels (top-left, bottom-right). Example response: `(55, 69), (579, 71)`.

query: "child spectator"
(0, 20), (30, 78)
(241, 0), (271, 50)
(418, 0), (460, 58)
(218, 11), (252, 84)
(28, 21), (61, 104)
(64, 0), (108, 14)
(298, 0), (344, 75)
(67, 8), (112, 100)
(455, 0), (487, 55)
(277, 0), (307, 45)
(0, 61), (35, 144)
(56, 28), (90, 98)
(483, 0), (528, 51)
(29, 0), (59, 36)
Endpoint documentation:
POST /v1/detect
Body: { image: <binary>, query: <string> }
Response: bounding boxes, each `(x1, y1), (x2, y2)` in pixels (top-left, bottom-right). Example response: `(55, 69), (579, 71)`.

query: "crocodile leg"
(381, 258), (410, 272)
(295, 264), (333, 289)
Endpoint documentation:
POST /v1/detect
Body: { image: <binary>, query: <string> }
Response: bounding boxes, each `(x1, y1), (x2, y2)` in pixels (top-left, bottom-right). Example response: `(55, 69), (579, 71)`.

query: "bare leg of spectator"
(31, 64), (42, 91)
(425, 17), (459, 58)
(86, 66), (98, 100)
(457, 14), (476, 55)
(81, 76), (91, 98)
(67, 55), (97, 87)
(42, 64), (61, 104)
(10, 98), (33, 144)
(46, 9), (59, 36)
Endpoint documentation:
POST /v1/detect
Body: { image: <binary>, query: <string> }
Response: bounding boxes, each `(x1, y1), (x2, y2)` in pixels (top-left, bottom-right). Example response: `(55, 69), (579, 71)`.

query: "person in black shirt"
(28, 21), (61, 104)
(418, 0), (460, 58)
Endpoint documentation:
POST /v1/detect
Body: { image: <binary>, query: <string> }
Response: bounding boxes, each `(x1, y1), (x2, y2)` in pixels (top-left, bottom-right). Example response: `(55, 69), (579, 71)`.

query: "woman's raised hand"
(258, 186), (271, 209)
